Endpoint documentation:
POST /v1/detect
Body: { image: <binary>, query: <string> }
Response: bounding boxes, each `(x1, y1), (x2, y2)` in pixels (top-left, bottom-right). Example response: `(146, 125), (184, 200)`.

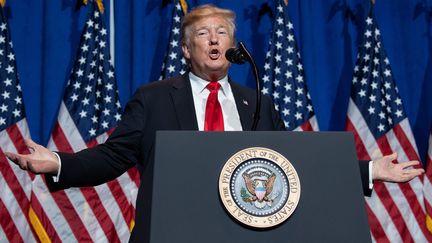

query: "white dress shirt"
(189, 72), (243, 131)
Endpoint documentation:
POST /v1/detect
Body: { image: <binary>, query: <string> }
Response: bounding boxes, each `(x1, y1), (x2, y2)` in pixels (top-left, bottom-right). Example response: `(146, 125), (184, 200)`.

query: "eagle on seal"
(242, 173), (276, 203)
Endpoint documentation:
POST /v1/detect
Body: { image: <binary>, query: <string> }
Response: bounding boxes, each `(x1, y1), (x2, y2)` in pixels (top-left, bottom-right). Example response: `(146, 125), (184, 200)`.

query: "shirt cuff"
(51, 152), (62, 183)
(368, 160), (373, 190)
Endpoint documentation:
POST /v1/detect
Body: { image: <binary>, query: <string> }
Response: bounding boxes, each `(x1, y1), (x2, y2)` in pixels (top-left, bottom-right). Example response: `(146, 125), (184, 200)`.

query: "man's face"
(182, 16), (234, 81)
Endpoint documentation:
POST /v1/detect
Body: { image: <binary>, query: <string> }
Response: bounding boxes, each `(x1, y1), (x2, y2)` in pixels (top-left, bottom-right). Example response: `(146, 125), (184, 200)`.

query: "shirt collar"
(189, 72), (229, 95)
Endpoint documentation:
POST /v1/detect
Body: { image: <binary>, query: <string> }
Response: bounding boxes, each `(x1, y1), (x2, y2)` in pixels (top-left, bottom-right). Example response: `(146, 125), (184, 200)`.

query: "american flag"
(159, 0), (188, 80)
(29, 3), (139, 242)
(345, 7), (432, 242)
(424, 131), (432, 233)
(261, 0), (318, 132)
(0, 6), (38, 243)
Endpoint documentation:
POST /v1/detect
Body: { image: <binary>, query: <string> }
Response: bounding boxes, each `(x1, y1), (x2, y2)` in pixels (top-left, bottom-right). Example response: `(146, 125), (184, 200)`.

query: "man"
(5, 4), (424, 241)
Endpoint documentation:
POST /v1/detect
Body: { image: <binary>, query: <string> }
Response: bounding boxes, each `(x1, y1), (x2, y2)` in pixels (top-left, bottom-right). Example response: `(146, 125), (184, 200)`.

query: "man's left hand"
(372, 152), (424, 183)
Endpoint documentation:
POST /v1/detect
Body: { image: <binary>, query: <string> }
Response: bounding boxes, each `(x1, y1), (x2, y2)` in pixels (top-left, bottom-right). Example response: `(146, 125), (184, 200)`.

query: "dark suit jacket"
(46, 74), (371, 241)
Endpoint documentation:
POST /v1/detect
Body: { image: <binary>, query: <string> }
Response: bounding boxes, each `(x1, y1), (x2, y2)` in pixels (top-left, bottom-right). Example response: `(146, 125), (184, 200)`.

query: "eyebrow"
(194, 24), (228, 32)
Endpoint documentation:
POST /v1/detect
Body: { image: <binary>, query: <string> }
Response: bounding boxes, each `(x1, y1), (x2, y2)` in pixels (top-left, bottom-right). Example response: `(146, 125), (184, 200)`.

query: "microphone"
(225, 42), (262, 131)
(225, 47), (247, 64)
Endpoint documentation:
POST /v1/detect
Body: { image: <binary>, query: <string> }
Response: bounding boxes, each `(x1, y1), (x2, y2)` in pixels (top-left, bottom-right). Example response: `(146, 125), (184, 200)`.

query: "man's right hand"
(5, 138), (60, 175)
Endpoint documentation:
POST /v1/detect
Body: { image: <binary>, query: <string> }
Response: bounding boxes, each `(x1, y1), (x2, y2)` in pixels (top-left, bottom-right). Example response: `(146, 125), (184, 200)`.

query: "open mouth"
(209, 49), (220, 60)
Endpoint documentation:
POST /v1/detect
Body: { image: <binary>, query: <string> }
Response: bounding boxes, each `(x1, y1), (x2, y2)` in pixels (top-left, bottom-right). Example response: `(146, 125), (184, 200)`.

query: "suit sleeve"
(46, 88), (148, 190)
(359, 160), (372, 197)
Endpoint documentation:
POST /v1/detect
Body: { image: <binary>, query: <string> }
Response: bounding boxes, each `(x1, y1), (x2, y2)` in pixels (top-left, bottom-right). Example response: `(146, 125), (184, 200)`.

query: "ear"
(182, 44), (191, 60)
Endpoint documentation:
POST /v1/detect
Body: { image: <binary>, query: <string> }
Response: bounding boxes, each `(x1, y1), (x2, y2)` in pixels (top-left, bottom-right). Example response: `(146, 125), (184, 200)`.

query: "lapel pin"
(243, 99), (248, 106)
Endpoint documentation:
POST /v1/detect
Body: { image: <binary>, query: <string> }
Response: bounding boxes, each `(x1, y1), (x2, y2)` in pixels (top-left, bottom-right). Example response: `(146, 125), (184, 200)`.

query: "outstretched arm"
(372, 152), (424, 183)
(5, 138), (59, 175)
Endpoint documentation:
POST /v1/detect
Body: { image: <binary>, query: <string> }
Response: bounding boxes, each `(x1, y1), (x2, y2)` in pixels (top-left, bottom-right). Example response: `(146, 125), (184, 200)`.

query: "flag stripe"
(49, 190), (93, 241)
(79, 187), (121, 242)
(0, 198), (24, 243)
(50, 102), (87, 152)
(0, 224), (8, 243)
(106, 179), (132, 224)
(127, 167), (140, 188)
(6, 124), (30, 160)
(393, 123), (420, 162)
(366, 192), (403, 242)
(365, 202), (390, 243)
(346, 118), (371, 161)
(0, 152), (30, 215)
(299, 120), (312, 131)
(51, 122), (74, 153)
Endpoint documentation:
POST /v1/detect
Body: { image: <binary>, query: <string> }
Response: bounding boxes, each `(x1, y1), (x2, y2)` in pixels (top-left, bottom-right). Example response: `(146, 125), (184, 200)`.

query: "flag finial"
(83, 0), (105, 13)
(179, 0), (188, 15)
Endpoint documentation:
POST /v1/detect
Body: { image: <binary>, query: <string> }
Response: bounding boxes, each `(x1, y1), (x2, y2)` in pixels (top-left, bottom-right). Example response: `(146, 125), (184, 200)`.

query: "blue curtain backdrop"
(5, 0), (432, 162)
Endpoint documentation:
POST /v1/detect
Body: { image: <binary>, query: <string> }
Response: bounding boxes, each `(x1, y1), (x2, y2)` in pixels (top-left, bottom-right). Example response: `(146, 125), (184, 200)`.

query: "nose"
(209, 30), (218, 45)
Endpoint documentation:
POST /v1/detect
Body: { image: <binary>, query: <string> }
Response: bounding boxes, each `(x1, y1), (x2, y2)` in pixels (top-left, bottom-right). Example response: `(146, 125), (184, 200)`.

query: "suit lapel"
(170, 74), (199, 130)
(230, 81), (254, 131)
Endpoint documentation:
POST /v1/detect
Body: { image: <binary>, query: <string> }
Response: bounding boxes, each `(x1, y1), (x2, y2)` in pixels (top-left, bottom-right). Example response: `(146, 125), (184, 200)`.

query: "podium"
(142, 131), (371, 243)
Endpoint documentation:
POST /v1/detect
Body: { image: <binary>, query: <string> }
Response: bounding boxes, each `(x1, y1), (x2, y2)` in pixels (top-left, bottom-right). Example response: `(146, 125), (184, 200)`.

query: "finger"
(6, 153), (28, 170)
(403, 168), (424, 176)
(19, 163), (27, 170)
(400, 160), (421, 169)
(402, 168), (424, 175)
(4, 152), (25, 166)
(402, 170), (424, 181)
(387, 152), (397, 161)
(24, 138), (38, 152)
(4, 152), (18, 162)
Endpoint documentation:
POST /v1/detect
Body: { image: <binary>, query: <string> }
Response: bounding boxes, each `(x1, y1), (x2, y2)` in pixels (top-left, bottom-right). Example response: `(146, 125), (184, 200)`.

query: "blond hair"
(181, 4), (236, 47)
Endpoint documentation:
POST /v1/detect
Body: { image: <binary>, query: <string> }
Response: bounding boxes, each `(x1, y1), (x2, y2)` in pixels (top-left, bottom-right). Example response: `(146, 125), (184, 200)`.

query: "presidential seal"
(218, 147), (300, 228)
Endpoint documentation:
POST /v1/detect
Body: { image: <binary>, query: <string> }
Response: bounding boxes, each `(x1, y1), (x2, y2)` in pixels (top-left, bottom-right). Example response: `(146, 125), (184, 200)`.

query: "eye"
(196, 30), (209, 37)
(218, 29), (228, 35)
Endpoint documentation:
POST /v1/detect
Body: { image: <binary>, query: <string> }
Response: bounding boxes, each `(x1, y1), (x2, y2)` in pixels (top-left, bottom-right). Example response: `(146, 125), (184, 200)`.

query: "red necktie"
(204, 82), (224, 131)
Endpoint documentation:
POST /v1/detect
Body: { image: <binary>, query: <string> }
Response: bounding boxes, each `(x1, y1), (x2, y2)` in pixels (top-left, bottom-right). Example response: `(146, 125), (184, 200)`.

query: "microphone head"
(225, 48), (247, 64)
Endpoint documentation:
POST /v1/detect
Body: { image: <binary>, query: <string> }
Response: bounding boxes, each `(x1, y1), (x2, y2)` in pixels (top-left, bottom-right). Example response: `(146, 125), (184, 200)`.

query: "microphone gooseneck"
(225, 42), (261, 131)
